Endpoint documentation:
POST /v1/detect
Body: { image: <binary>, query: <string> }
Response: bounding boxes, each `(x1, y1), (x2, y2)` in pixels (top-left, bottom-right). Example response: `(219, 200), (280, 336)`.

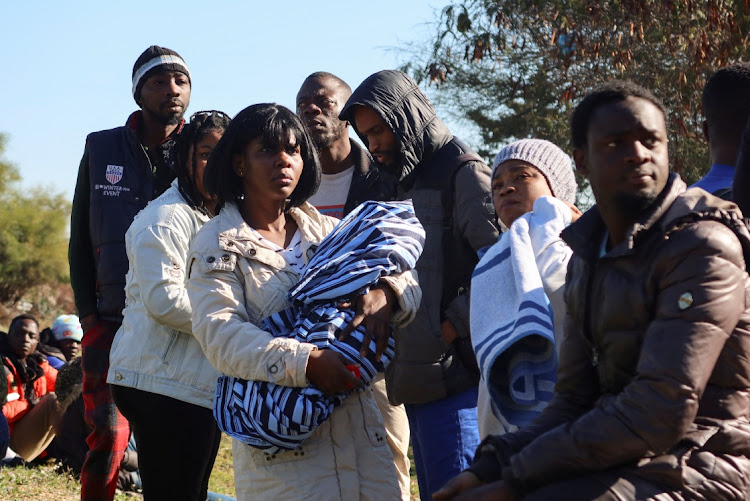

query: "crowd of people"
(3, 45), (750, 501)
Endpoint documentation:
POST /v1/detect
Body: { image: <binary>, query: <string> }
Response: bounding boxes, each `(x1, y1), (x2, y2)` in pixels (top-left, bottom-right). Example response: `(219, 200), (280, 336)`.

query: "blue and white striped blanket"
(214, 201), (425, 453)
(471, 198), (563, 431)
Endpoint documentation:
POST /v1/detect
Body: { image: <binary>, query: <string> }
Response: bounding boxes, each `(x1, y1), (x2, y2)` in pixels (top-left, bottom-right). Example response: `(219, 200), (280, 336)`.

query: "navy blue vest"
(86, 125), (174, 320)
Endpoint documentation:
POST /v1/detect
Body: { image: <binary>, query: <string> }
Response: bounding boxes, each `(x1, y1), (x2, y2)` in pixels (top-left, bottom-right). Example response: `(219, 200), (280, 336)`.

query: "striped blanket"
(214, 201), (425, 453)
(471, 197), (566, 431)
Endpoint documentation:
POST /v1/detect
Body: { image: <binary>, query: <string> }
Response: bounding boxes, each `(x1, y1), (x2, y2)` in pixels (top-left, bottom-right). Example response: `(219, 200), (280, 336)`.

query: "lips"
(499, 199), (519, 211)
(162, 99), (184, 111)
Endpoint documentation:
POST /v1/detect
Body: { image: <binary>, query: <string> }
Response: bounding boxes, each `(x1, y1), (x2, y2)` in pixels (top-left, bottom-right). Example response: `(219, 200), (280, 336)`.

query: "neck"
(597, 204), (632, 248)
(318, 137), (353, 175)
(139, 113), (180, 150)
(239, 197), (287, 231)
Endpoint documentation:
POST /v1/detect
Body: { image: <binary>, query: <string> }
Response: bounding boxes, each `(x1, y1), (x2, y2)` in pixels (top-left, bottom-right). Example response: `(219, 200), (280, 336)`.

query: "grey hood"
(340, 70), (453, 184)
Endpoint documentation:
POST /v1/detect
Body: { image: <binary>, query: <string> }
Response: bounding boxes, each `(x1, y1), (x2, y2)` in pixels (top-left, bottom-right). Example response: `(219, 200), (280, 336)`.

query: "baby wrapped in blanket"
(213, 200), (424, 453)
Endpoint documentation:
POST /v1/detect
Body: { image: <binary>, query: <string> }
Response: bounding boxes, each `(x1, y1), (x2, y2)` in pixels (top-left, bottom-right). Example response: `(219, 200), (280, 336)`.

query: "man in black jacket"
(69, 45), (190, 501)
(296, 71), (412, 499)
(341, 70), (499, 499)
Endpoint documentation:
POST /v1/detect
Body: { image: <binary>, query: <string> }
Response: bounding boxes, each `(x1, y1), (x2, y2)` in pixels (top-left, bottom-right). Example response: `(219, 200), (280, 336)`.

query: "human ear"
(233, 154), (245, 177)
(573, 148), (589, 177)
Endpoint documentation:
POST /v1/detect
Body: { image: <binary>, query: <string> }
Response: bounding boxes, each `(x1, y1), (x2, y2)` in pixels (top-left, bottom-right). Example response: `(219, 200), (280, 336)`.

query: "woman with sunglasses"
(186, 103), (420, 500)
(107, 111), (231, 501)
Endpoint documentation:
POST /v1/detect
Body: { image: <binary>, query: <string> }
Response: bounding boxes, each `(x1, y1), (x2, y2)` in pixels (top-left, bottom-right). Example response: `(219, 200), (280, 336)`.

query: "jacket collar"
(562, 173), (686, 260)
(125, 111), (185, 144)
(214, 202), (330, 268)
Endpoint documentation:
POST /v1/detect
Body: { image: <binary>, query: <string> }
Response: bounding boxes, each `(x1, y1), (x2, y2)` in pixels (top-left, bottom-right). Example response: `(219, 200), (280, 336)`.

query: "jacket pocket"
(248, 441), (316, 468)
(359, 389), (389, 448)
(161, 331), (179, 365)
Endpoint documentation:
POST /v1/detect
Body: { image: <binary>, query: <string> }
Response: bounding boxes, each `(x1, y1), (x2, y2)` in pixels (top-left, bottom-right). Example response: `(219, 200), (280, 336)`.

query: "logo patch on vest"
(105, 165), (124, 185)
(678, 292), (693, 310)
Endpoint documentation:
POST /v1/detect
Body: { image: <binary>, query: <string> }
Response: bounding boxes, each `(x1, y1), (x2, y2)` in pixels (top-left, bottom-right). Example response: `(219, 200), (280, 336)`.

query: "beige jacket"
(187, 201), (420, 500)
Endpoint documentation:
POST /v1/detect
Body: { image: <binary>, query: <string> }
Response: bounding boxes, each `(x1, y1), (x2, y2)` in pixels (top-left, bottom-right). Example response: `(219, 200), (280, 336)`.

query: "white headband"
(131, 54), (191, 96)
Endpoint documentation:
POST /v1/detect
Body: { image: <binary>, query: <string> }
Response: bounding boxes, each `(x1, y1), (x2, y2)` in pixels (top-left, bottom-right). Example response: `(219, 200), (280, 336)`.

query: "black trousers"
(112, 385), (222, 501)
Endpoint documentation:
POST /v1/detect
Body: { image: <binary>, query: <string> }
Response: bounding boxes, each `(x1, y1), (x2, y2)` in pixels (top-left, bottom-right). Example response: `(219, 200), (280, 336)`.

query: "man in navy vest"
(69, 45), (191, 501)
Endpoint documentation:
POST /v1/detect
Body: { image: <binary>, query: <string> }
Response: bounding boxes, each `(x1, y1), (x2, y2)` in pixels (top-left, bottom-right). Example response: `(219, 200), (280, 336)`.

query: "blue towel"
(214, 201), (425, 453)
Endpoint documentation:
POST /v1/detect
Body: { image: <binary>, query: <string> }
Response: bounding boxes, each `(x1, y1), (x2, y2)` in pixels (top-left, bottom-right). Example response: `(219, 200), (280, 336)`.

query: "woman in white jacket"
(107, 111), (230, 501)
(186, 103), (420, 500)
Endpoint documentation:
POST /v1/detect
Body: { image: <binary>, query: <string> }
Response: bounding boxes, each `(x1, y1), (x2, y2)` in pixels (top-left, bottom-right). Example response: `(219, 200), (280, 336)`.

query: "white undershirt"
(250, 228), (305, 273)
(306, 166), (355, 220)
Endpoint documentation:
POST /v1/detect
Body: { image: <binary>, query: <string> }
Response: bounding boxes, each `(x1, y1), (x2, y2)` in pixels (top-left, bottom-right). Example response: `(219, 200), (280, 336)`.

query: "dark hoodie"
(341, 70), (499, 405)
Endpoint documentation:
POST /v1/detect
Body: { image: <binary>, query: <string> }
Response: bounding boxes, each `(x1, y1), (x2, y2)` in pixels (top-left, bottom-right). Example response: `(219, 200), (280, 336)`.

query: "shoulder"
(86, 124), (129, 144)
(660, 218), (746, 268)
(291, 202), (337, 240)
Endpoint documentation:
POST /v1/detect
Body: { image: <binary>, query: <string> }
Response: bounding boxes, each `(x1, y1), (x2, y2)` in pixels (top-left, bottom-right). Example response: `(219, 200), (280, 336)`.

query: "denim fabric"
(405, 386), (480, 498)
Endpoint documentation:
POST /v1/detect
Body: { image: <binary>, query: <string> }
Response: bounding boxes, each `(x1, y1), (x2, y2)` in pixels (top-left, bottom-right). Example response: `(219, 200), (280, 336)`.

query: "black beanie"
(132, 45), (191, 103)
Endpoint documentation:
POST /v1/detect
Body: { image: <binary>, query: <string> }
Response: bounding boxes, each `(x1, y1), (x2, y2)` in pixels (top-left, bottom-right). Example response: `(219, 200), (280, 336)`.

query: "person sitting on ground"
(51, 315), (83, 362)
(472, 139), (580, 439)
(435, 80), (750, 500)
(0, 314), (61, 462)
(36, 327), (66, 369)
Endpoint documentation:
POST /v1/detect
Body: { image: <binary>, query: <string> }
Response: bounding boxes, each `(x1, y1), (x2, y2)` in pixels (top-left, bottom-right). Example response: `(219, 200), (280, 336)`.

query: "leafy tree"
(403, 0), (750, 184)
(0, 133), (71, 302)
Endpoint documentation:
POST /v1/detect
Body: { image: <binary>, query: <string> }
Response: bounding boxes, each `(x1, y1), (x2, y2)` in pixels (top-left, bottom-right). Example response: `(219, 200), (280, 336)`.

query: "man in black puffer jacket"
(340, 70), (499, 499)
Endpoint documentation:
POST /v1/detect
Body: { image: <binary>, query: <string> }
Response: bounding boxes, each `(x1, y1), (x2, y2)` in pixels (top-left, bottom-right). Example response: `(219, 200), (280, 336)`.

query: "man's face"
(59, 339), (80, 361)
(8, 319), (39, 360)
(296, 77), (349, 149)
(138, 70), (191, 126)
(352, 106), (399, 166)
(574, 96), (669, 214)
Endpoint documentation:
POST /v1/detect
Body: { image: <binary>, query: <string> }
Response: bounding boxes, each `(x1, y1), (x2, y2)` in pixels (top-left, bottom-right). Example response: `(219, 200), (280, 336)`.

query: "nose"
(367, 137), (380, 154)
(167, 77), (181, 96)
(302, 102), (321, 117)
(625, 140), (650, 163)
(277, 149), (293, 167)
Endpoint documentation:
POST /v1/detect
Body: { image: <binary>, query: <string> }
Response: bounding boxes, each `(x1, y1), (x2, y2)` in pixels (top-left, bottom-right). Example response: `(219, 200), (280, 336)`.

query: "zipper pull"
(591, 347), (599, 367)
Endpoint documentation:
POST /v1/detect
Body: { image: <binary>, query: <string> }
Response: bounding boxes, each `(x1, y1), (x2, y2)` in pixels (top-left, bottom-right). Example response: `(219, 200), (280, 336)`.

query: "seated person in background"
(1, 314), (61, 461)
(51, 315), (83, 362)
(36, 327), (66, 369)
(472, 139), (579, 438)
(436, 80), (750, 500)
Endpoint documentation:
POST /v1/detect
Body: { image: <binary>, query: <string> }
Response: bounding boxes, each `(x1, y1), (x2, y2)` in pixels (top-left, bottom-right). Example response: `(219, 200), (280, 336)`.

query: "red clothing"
(2, 356), (57, 433)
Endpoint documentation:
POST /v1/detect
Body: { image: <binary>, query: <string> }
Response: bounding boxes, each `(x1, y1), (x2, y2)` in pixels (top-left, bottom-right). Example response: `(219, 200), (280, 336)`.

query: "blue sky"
(1, 1), (458, 200)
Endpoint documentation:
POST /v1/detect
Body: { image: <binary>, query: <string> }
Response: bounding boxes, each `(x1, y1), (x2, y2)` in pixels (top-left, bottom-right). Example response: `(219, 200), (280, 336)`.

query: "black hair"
(702, 63), (750, 145)
(571, 80), (667, 149)
(205, 103), (321, 210)
(9, 314), (39, 334)
(175, 110), (231, 215)
(304, 72), (352, 96)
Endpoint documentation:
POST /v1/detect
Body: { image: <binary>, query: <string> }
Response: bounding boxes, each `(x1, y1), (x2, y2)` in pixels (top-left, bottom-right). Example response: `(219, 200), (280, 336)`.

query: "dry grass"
(1, 434), (425, 500)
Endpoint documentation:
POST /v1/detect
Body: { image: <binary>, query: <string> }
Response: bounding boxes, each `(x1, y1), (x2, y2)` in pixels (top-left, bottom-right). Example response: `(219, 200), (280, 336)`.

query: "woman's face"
(187, 129), (223, 205)
(233, 132), (304, 206)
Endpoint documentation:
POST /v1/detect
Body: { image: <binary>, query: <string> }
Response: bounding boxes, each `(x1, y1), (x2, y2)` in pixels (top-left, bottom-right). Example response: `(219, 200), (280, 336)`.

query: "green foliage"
(0, 133), (71, 302)
(403, 0), (750, 184)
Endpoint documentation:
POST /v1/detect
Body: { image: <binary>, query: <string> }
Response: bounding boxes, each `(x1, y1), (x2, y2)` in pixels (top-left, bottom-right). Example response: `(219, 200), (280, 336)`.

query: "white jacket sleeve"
(186, 251), (314, 388)
(130, 224), (193, 334)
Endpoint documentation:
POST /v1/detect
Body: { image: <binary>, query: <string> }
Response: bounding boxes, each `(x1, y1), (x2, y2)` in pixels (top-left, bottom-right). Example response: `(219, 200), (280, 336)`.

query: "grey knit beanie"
(492, 138), (577, 204)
